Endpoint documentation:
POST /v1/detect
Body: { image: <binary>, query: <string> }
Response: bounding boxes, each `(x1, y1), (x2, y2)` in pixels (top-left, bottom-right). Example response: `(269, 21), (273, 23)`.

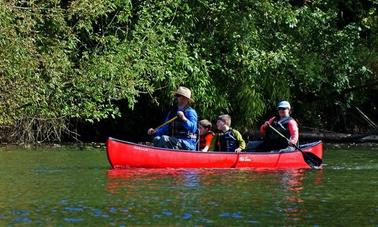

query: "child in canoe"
(210, 114), (246, 153)
(199, 119), (215, 152)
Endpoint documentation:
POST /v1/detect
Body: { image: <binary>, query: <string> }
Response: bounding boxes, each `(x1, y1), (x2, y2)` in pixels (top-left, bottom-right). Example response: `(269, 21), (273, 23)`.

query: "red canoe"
(106, 137), (323, 169)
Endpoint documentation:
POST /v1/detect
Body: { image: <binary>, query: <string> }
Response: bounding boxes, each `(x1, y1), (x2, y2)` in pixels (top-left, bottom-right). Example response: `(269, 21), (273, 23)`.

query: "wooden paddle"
(154, 116), (178, 131)
(267, 123), (322, 169)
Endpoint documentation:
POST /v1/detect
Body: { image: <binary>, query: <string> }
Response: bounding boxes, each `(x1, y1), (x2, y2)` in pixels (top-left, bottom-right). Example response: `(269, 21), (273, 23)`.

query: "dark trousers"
(153, 135), (192, 150)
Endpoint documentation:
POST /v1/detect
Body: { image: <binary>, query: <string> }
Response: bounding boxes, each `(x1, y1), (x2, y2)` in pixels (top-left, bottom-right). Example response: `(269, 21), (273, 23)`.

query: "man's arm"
(182, 108), (198, 133)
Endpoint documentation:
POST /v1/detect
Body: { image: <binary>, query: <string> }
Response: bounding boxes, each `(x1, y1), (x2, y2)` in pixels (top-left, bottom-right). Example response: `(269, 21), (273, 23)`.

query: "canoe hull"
(106, 137), (323, 169)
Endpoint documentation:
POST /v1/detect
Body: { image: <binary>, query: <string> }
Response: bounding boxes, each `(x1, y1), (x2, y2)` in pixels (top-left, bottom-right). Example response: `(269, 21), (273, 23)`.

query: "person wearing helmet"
(147, 86), (198, 150)
(247, 100), (299, 151)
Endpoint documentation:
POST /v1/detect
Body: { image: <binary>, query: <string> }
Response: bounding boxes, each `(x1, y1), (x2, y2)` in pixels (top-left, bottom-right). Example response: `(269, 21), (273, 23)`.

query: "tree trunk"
(245, 130), (378, 142)
(300, 131), (378, 142)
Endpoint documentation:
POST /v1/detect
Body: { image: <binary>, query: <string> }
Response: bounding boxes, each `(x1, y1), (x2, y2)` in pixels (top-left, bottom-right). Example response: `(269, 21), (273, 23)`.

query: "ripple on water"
(12, 209), (32, 224)
(161, 209), (173, 216)
(196, 217), (215, 224)
(64, 207), (84, 212)
(219, 211), (243, 219)
(328, 165), (378, 170)
(59, 199), (68, 205)
(121, 208), (129, 213)
(14, 217), (32, 223)
(182, 212), (192, 220)
(61, 204), (85, 223)
(33, 167), (64, 173)
(90, 208), (103, 218)
(153, 209), (174, 219)
(109, 207), (117, 213)
(64, 217), (84, 223)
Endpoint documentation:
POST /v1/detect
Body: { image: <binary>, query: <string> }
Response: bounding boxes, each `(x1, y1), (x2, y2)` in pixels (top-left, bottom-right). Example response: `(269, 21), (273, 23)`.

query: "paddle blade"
(301, 151), (323, 169)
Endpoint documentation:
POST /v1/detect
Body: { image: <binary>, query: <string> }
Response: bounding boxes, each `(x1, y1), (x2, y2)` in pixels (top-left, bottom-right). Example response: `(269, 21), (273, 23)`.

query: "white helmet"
(277, 101), (291, 109)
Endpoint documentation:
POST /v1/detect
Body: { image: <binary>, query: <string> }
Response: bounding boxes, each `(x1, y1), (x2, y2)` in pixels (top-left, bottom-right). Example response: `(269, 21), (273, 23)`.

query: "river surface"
(0, 144), (377, 226)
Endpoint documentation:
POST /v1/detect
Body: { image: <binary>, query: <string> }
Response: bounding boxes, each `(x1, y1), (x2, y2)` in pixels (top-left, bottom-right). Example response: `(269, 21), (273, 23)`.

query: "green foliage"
(0, 0), (377, 142)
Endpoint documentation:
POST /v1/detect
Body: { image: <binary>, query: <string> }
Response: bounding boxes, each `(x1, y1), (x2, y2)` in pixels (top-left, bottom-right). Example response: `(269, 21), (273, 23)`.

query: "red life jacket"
(200, 131), (215, 149)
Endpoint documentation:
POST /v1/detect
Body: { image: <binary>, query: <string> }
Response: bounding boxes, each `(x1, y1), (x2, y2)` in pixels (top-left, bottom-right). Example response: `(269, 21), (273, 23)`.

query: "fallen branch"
(300, 131), (378, 142)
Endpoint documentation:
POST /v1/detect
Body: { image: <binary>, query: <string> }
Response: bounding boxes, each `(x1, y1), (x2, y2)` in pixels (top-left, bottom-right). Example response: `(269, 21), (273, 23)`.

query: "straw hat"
(173, 86), (194, 102)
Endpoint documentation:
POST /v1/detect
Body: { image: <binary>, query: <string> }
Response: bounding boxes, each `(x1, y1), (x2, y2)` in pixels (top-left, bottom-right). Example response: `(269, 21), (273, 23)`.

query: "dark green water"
(0, 145), (377, 226)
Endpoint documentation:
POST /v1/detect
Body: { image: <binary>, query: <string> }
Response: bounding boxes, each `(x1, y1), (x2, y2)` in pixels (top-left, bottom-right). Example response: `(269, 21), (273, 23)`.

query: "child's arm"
(233, 129), (246, 152)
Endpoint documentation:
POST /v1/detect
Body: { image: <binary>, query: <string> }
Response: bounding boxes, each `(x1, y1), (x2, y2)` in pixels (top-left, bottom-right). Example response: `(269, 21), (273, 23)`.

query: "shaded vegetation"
(0, 0), (377, 143)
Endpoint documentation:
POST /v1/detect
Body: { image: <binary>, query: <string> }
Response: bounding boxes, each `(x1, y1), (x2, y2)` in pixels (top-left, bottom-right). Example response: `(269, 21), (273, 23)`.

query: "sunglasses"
(278, 107), (288, 110)
(175, 94), (183, 98)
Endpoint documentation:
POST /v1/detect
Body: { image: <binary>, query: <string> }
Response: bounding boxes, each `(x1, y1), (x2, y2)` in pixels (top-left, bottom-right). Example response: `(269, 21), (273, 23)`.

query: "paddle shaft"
(267, 123), (301, 150)
(154, 116), (178, 131)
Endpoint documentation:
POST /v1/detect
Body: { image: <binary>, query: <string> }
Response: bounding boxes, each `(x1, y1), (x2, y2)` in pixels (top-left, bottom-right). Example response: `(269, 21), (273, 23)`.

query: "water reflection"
(182, 170), (201, 188)
(280, 169), (324, 222)
(106, 168), (323, 191)
(106, 168), (324, 225)
(106, 169), (195, 193)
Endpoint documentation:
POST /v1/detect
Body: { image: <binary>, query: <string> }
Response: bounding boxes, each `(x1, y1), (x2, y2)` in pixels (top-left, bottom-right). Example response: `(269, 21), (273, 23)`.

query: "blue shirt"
(156, 106), (198, 150)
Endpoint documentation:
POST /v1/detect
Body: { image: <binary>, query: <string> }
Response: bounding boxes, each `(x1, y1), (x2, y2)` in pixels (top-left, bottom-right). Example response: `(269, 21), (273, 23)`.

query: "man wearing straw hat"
(147, 86), (198, 150)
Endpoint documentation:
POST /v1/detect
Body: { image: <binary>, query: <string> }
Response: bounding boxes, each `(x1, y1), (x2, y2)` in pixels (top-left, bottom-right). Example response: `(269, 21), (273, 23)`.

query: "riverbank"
(1, 141), (377, 151)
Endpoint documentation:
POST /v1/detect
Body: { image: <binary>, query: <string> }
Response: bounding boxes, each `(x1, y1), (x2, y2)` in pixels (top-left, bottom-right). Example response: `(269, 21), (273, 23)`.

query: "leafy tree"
(0, 0), (376, 143)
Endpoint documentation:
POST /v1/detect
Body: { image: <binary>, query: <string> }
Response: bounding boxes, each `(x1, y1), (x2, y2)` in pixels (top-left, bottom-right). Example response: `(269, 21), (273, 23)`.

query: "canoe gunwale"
(107, 137), (322, 154)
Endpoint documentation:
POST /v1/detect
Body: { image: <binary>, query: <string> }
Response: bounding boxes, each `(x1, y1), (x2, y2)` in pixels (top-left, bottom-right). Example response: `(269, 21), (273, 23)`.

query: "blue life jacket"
(167, 106), (196, 139)
(215, 129), (239, 152)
